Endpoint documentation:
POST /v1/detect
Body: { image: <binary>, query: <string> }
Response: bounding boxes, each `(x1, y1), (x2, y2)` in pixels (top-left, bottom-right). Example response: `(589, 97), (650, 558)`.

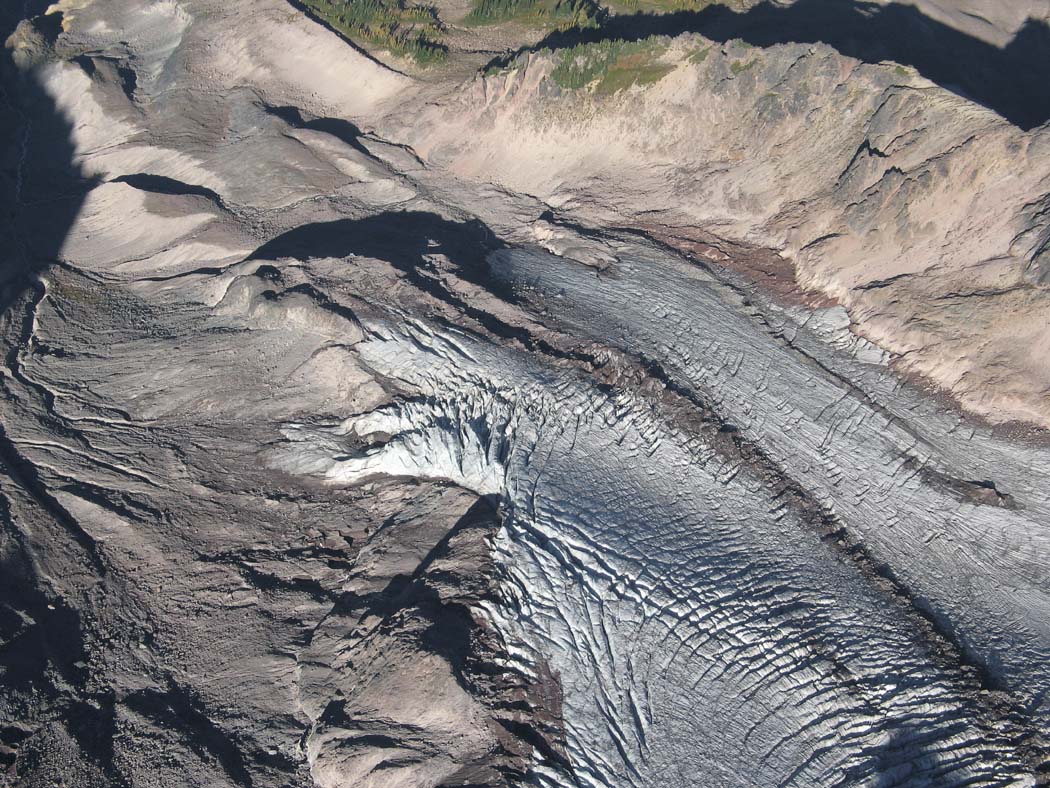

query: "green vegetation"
(549, 38), (673, 94)
(687, 45), (710, 64)
(607, 0), (742, 14)
(730, 57), (755, 74)
(300, 0), (446, 63)
(894, 64), (909, 77)
(465, 0), (602, 29)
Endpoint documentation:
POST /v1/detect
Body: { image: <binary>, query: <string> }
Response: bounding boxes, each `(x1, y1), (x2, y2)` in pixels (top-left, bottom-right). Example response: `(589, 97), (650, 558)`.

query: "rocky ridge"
(1, 0), (1050, 786)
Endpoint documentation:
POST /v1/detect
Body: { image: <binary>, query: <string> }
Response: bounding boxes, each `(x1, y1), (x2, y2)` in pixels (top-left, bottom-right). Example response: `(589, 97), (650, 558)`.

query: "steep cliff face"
(3, 0), (1050, 787)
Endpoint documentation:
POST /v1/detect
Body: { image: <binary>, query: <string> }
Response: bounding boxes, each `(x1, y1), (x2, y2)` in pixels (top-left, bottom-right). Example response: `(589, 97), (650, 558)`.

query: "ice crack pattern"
(273, 318), (1041, 787)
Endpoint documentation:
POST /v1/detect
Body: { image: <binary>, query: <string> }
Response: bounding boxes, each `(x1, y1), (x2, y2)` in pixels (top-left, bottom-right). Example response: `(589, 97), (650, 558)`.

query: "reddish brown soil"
(627, 221), (837, 308)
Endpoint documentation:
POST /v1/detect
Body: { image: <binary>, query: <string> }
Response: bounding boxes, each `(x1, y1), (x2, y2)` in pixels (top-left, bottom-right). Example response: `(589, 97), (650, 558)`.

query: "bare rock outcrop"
(3, 0), (1050, 786)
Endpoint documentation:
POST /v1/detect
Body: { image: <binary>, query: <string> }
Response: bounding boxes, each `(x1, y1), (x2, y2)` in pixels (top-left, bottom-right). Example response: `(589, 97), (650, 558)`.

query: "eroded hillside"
(2, 0), (1050, 786)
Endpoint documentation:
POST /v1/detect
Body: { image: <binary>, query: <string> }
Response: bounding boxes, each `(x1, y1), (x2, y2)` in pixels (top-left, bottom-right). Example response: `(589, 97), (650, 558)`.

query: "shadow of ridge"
(250, 210), (560, 347)
(251, 210), (506, 284)
(502, 0), (1050, 130)
(0, 9), (98, 299)
(263, 104), (373, 157)
(0, 3), (109, 785)
(111, 173), (223, 205)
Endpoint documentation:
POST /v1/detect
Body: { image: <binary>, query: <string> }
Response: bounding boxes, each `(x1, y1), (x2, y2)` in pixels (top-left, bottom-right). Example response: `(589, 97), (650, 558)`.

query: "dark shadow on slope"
(0, 4), (106, 786)
(500, 0), (1050, 130)
(252, 211), (506, 283)
(250, 211), (534, 342)
(264, 104), (374, 157)
(0, 8), (96, 297)
(111, 173), (224, 205)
